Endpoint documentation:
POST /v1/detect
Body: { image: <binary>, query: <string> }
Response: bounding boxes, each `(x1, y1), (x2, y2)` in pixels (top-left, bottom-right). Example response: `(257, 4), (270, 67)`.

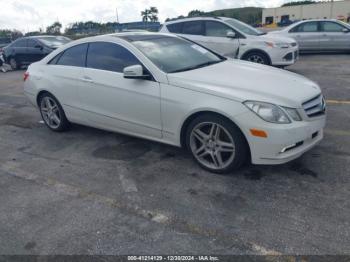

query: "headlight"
(282, 107), (302, 121)
(265, 42), (290, 48)
(244, 101), (291, 124)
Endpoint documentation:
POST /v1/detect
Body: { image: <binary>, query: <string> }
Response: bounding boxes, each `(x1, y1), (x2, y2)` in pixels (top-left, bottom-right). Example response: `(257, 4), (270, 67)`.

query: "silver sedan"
(269, 19), (350, 52)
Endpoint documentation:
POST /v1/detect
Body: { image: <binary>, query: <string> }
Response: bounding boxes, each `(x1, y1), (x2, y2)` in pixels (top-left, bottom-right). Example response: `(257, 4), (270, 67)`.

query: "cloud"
(0, 0), (310, 33)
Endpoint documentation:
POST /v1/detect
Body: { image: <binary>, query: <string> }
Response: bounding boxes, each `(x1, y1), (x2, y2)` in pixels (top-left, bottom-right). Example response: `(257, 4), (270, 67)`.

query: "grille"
(302, 95), (326, 117)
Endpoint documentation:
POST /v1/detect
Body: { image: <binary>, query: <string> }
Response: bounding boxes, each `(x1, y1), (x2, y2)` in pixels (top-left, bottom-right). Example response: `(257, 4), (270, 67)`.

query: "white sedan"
(24, 33), (326, 173)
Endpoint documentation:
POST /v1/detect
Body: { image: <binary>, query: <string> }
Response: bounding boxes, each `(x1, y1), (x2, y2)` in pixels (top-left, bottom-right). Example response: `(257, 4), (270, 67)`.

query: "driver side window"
(321, 21), (346, 32)
(290, 22), (319, 33)
(205, 21), (234, 37)
(86, 42), (141, 73)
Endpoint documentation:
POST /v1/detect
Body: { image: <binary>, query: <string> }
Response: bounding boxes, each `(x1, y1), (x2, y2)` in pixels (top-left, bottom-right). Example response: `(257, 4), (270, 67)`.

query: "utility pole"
(330, 0), (334, 19)
(116, 8), (119, 23)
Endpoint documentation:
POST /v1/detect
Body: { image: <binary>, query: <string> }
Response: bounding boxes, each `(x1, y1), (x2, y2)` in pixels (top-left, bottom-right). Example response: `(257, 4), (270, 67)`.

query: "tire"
(38, 92), (70, 132)
(243, 51), (270, 65)
(9, 57), (18, 70)
(185, 113), (249, 174)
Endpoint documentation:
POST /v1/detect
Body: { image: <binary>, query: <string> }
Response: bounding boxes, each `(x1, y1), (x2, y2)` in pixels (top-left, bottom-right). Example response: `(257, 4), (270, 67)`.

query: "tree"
(149, 6), (159, 22)
(141, 7), (158, 22)
(141, 9), (151, 22)
(282, 1), (315, 7)
(46, 22), (62, 35)
(188, 9), (205, 17)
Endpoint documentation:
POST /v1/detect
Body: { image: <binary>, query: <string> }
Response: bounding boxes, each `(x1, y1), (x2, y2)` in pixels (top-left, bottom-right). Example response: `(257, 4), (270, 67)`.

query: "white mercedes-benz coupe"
(24, 33), (326, 173)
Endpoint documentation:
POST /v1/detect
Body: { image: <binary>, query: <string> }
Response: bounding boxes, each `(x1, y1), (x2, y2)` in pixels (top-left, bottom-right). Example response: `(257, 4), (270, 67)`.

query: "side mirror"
(226, 31), (236, 38)
(35, 45), (43, 50)
(342, 28), (350, 33)
(123, 65), (151, 80)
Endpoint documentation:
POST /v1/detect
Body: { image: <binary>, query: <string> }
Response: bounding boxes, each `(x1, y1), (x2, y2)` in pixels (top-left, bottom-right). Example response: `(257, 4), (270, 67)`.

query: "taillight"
(23, 72), (29, 81)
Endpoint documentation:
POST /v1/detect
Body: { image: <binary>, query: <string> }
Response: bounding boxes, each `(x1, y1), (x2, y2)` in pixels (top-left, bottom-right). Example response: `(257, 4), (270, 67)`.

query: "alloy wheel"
(9, 58), (17, 70)
(40, 97), (61, 129)
(190, 122), (236, 170)
(247, 55), (265, 64)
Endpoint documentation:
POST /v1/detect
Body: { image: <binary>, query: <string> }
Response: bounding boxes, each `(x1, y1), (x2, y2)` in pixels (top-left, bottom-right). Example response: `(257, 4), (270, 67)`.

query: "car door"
(45, 44), (88, 122)
(202, 20), (240, 57)
(9, 39), (27, 63)
(26, 39), (45, 63)
(177, 20), (208, 47)
(80, 42), (162, 139)
(319, 21), (350, 50)
(288, 21), (320, 51)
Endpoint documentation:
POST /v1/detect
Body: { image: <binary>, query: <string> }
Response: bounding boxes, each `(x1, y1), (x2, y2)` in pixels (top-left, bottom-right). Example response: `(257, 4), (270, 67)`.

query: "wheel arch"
(36, 90), (56, 107)
(240, 49), (272, 65)
(179, 110), (251, 161)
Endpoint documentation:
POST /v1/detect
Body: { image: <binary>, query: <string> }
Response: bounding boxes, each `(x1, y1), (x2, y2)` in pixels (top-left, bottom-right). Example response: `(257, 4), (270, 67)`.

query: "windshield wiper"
(169, 60), (222, 73)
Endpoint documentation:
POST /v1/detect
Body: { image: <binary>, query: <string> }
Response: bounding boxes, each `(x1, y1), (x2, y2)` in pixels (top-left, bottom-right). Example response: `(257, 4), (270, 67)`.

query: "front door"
(80, 42), (162, 139)
(320, 21), (350, 50)
(289, 21), (320, 51)
(201, 20), (240, 58)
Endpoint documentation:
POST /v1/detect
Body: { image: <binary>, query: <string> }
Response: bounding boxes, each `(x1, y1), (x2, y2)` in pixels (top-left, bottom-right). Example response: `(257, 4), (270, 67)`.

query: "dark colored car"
(3, 35), (71, 69)
(0, 37), (12, 49)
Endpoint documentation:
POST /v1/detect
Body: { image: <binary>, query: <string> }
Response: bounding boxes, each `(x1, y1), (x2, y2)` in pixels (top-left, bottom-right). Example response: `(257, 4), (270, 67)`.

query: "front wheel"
(9, 57), (18, 70)
(243, 52), (270, 65)
(39, 93), (70, 132)
(185, 114), (249, 174)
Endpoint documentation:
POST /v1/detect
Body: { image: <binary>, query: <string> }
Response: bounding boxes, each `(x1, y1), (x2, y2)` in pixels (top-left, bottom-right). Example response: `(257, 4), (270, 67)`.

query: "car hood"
(249, 33), (295, 44)
(167, 60), (321, 108)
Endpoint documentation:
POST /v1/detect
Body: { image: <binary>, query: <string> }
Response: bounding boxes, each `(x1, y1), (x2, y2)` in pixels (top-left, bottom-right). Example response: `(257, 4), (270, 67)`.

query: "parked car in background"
(160, 17), (299, 67)
(3, 35), (71, 69)
(24, 33), (326, 173)
(0, 37), (12, 49)
(269, 19), (350, 52)
(277, 19), (296, 27)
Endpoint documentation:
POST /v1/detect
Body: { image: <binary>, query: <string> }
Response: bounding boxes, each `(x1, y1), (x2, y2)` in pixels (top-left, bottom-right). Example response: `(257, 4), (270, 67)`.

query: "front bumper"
(269, 45), (299, 66)
(235, 111), (326, 165)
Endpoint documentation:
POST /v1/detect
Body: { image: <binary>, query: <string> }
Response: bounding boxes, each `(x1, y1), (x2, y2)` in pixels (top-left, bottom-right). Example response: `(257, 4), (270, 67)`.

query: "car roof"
(60, 32), (179, 47)
(283, 19), (345, 30)
(164, 16), (232, 25)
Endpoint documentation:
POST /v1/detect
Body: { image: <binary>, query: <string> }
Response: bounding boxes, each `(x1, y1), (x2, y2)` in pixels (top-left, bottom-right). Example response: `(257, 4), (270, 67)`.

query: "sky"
(0, 0), (317, 32)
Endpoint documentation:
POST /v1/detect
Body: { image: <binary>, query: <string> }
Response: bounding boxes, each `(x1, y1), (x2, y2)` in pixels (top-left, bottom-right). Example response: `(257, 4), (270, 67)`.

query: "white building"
(262, 0), (350, 25)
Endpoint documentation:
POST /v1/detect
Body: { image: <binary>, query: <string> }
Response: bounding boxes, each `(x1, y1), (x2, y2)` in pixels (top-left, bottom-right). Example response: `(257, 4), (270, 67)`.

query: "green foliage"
(141, 6), (159, 22)
(65, 21), (118, 35)
(0, 29), (23, 39)
(46, 22), (62, 35)
(282, 1), (316, 7)
(167, 7), (262, 25)
(188, 10), (205, 17)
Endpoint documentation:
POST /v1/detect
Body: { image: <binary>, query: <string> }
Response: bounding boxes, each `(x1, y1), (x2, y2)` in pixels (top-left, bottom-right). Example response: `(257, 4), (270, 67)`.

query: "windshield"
(225, 19), (265, 36)
(130, 36), (225, 73)
(38, 36), (71, 47)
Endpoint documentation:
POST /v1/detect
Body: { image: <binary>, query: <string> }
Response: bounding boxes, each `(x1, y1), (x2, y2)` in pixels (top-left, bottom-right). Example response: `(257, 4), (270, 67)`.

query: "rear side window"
(167, 23), (183, 33)
(86, 42), (140, 73)
(290, 22), (319, 33)
(56, 44), (88, 67)
(321, 21), (345, 32)
(12, 39), (26, 47)
(48, 53), (62, 65)
(182, 21), (204, 35)
(205, 21), (233, 37)
(27, 39), (38, 48)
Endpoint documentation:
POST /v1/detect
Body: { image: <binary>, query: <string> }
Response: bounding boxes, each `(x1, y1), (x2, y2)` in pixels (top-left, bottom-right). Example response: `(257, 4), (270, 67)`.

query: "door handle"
(80, 76), (93, 83)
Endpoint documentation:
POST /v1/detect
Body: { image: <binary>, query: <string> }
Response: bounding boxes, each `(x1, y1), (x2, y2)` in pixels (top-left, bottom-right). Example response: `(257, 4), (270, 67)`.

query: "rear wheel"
(39, 93), (70, 132)
(185, 114), (249, 174)
(243, 51), (270, 65)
